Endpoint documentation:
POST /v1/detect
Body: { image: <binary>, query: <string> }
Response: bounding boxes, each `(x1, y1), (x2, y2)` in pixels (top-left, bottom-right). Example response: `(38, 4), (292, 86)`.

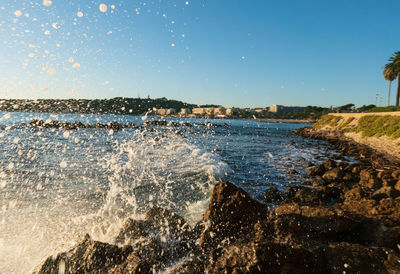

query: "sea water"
(0, 112), (333, 273)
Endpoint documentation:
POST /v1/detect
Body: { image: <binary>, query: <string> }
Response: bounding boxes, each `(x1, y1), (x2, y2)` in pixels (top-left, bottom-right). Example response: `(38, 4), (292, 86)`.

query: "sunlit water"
(0, 112), (334, 273)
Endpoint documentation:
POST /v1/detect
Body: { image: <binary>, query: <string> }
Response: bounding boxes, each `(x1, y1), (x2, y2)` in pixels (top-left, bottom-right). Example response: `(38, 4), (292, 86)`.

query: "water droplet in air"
(14, 10), (22, 17)
(72, 63), (80, 69)
(47, 68), (56, 75)
(59, 161), (68, 168)
(99, 4), (108, 13)
(43, 0), (52, 7)
(77, 11), (83, 18)
(63, 131), (70, 138)
(44, 30), (50, 35)
(68, 57), (74, 63)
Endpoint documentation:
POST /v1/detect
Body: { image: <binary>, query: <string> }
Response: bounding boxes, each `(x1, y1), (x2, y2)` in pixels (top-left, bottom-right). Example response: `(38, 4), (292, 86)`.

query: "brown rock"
(207, 241), (326, 274)
(325, 242), (400, 274)
(35, 234), (133, 274)
(264, 185), (285, 203)
(114, 218), (148, 245)
(372, 186), (400, 201)
(322, 159), (337, 170)
(287, 168), (299, 174)
(392, 169), (400, 180)
(395, 180), (400, 191)
(199, 182), (268, 249)
(322, 168), (343, 181)
(306, 165), (326, 176)
(359, 169), (382, 190)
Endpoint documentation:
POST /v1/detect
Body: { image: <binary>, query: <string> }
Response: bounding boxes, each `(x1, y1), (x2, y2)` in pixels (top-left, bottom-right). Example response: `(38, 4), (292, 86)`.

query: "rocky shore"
(33, 126), (400, 273)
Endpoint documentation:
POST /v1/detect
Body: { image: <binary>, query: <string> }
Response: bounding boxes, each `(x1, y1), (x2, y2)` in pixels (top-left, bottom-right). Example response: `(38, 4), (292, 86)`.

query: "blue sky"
(0, 0), (399, 108)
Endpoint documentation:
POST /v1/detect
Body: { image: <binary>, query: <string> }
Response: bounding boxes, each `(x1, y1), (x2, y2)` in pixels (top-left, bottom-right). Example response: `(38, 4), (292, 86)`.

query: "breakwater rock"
(34, 166), (400, 274)
(4, 119), (225, 131)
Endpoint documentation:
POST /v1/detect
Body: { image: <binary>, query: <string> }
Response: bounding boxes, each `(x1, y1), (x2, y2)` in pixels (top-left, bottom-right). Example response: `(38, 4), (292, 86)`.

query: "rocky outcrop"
(198, 182), (268, 250)
(35, 143), (400, 274)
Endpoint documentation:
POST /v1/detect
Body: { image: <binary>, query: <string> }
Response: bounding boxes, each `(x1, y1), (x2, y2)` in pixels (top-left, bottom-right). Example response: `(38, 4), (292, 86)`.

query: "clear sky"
(0, 0), (399, 108)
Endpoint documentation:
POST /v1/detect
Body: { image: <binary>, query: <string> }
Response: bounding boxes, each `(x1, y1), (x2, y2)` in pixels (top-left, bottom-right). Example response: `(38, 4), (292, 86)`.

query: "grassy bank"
(313, 114), (400, 139)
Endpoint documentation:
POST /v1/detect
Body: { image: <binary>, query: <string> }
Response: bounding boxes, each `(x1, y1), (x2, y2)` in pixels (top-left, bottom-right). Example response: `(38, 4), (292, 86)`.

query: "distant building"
(269, 105), (305, 114)
(179, 108), (191, 115)
(155, 108), (176, 115)
(192, 107), (226, 116)
(226, 108), (240, 116)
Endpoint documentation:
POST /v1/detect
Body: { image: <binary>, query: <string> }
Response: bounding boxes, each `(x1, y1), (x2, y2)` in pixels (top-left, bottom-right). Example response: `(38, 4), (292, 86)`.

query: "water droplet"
(72, 63), (80, 69)
(14, 10), (22, 17)
(47, 68), (56, 75)
(59, 160), (68, 168)
(77, 11), (83, 18)
(99, 4), (108, 13)
(43, 0), (52, 7)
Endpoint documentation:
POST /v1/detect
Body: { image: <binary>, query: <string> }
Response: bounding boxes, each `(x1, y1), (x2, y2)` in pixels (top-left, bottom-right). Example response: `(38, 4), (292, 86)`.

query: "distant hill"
(0, 97), (198, 115)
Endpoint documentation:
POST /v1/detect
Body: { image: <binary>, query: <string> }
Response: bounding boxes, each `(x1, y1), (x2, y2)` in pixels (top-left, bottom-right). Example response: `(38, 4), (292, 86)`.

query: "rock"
(263, 185), (285, 203)
(284, 186), (341, 206)
(322, 168), (343, 181)
(144, 206), (192, 240)
(324, 242), (400, 274)
(207, 241), (326, 274)
(35, 234), (133, 274)
(372, 186), (400, 200)
(114, 218), (148, 245)
(199, 182), (268, 249)
(359, 169), (382, 190)
(395, 180), (400, 191)
(286, 169), (299, 175)
(109, 253), (153, 273)
(305, 165), (326, 176)
(167, 255), (206, 274)
(322, 159), (337, 170)
(392, 170), (400, 180)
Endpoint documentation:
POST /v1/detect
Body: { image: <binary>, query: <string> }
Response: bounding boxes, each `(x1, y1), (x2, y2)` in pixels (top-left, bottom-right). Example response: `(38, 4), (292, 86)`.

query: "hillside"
(0, 97), (196, 115)
(311, 112), (400, 159)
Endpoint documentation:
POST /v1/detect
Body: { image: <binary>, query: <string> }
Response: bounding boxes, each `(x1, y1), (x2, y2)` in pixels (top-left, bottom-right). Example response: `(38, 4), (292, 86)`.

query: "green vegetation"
(313, 114), (400, 140)
(366, 106), (400, 112)
(0, 97), (197, 115)
(355, 116), (400, 138)
(312, 115), (342, 130)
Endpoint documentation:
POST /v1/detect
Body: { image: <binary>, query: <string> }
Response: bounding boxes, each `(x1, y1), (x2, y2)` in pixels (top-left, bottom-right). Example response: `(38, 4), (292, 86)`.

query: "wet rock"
(286, 169), (299, 175)
(35, 234), (133, 274)
(392, 170), (400, 180)
(372, 186), (400, 200)
(144, 206), (192, 240)
(207, 241), (326, 274)
(359, 168), (382, 190)
(395, 180), (400, 191)
(263, 185), (285, 203)
(114, 218), (148, 245)
(109, 253), (153, 273)
(199, 182), (268, 249)
(284, 186), (341, 206)
(305, 165), (326, 176)
(324, 242), (400, 274)
(167, 255), (206, 274)
(322, 159), (337, 170)
(322, 168), (343, 181)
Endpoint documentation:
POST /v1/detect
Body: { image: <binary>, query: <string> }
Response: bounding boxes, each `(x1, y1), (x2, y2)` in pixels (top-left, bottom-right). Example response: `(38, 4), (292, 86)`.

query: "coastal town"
(151, 104), (306, 118)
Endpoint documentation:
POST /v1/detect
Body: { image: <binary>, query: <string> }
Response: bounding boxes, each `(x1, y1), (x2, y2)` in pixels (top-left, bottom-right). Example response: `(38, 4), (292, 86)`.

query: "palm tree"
(386, 51), (400, 106)
(383, 63), (397, 106)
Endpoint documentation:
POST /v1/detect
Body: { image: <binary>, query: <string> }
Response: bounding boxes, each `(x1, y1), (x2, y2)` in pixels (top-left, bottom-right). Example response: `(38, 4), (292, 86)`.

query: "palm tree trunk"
(397, 76), (400, 107)
(388, 81), (392, 106)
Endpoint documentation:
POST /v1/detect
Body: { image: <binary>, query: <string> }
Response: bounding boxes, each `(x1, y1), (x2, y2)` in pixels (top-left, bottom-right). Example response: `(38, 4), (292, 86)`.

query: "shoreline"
(34, 125), (400, 273)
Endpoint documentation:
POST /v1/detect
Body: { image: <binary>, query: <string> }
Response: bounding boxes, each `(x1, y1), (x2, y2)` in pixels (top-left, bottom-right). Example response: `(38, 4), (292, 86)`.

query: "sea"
(0, 112), (336, 273)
